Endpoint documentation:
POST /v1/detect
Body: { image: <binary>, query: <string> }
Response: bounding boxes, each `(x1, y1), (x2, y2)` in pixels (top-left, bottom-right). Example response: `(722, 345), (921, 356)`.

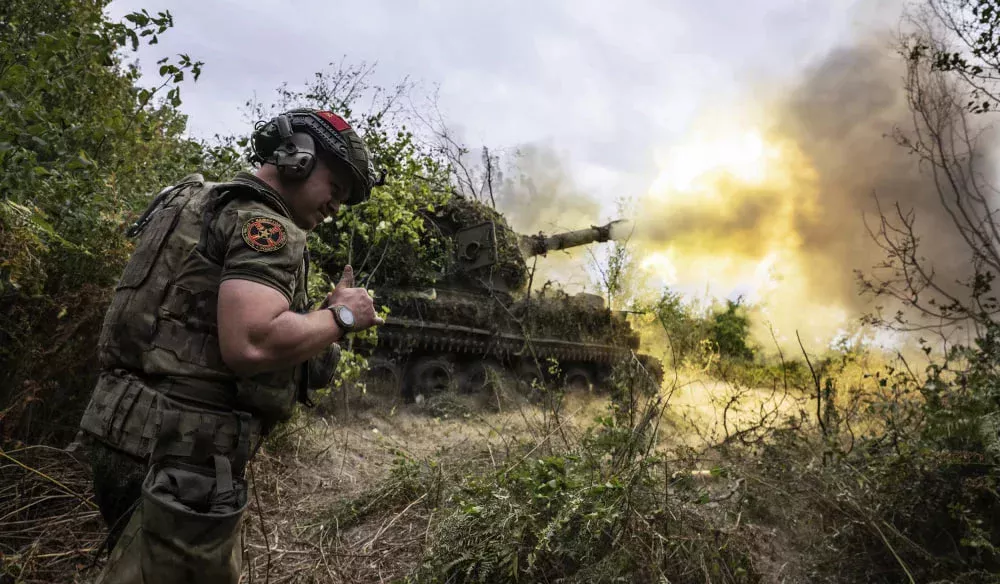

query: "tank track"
(375, 317), (631, 364)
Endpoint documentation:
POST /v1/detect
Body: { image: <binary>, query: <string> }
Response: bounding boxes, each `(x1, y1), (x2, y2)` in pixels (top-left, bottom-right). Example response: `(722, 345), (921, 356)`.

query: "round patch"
(242, 217), (287, 252)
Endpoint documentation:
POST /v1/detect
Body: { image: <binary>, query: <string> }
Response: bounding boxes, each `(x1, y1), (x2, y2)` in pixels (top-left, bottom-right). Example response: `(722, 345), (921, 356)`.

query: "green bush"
(0, 0), (216, 445)
(647, 290), (756, 365)
(733, 325), (1000, 583)
(709, 298), (754, 361)
(407, 370), (760, 584)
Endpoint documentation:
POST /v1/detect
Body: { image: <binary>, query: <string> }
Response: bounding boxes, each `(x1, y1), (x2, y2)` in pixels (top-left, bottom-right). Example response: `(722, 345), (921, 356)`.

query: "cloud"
(106, 0), (865, 185)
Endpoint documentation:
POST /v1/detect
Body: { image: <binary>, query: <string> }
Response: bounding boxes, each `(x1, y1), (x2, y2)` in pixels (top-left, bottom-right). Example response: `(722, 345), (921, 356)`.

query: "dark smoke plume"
(777, 40), (975, 316)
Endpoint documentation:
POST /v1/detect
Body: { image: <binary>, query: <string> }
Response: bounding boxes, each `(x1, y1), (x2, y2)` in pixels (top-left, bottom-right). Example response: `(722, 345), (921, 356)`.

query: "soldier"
(76, 108), (383, 583)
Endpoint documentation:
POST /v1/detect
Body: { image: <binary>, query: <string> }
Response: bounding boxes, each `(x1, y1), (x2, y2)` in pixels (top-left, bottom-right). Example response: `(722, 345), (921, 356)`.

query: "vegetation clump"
(408, 402), (760, 584)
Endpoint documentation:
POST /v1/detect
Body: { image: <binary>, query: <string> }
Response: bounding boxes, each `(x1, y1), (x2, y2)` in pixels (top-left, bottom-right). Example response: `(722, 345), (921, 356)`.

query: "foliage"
(0, 0), (203, 293)
(867, 0), (1000, 338)
(709, 298), (755, 361)
(406, 372), (759, 584)
(736, 338), (1000, 582)
(645, 289), (755, 365)
(0, 0), (219, 445)
(589, 199), (640, 312)
(837, 5), (1000, 575)
(650, 288), (710, 362)
(913, 0), (1000, 114)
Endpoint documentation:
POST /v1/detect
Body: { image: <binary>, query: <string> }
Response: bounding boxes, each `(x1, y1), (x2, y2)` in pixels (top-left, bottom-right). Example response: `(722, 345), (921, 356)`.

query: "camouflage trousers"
(90, 444), (247, 584)
(90, 442), (148, 548)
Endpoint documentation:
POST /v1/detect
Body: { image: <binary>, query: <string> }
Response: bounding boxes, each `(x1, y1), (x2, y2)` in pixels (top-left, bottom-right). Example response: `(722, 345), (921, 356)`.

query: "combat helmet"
(250, 108), (380, 205)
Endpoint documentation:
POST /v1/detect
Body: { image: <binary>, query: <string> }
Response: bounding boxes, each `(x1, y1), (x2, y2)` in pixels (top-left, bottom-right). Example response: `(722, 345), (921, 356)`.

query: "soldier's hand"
(322, 265), (384, 330)
(336, 263), (355, 288)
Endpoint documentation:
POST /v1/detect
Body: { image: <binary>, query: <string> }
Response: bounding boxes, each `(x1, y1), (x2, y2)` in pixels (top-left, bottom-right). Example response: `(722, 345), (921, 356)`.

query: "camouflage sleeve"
(216, 207), (306, 304)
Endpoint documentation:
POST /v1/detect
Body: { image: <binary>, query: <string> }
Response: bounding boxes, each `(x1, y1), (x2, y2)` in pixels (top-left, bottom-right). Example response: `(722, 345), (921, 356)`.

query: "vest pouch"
(235, 376), (297, 426)
(120, 203), (184, 289)
(80, 371), (160, 457)
(152, 316), (227, 371)
(95, 456), (246, 584)
(140, 456), (246, 583)
(150, 285), (227, 371)
(100, 200), (187, 371)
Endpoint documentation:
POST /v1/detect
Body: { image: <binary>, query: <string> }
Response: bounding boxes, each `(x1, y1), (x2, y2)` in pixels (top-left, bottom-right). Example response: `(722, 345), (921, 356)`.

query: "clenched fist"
(320, 265), (384, 331)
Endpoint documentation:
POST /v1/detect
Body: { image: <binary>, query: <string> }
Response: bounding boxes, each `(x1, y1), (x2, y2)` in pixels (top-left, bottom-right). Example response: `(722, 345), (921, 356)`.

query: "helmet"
(250, 108), (380, 205)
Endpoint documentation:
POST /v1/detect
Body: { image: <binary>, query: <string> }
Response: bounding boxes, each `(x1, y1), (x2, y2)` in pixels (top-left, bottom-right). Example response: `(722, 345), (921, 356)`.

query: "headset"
(251, 113), (319, 180)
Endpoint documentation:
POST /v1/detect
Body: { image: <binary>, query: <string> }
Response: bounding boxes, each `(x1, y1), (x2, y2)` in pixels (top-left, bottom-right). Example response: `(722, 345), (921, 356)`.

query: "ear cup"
(273, 132), (317, 180)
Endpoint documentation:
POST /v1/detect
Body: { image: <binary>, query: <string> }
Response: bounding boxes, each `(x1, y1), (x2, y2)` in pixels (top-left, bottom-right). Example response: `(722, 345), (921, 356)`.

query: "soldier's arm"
(218, 266), (380, 377)
(217, 278), (344, 376)
(214, 208), (380, 376)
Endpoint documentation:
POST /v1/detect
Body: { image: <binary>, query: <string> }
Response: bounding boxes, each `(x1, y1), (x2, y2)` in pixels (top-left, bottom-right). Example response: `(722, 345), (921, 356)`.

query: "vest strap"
(153, 376), (237, 410)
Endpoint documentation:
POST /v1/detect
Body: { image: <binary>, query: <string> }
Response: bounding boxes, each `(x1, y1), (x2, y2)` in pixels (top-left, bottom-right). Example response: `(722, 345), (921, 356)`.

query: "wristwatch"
(328, 304), (356, 332)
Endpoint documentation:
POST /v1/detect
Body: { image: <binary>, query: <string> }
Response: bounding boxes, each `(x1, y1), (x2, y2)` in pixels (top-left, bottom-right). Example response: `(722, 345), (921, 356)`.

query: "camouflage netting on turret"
(440, 197), (528, 292)
(383, 287), (638, 347)
(321, 195), (527, 292)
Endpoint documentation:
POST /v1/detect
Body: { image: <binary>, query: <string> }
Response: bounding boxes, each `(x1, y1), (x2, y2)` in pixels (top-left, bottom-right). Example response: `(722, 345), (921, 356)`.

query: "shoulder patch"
(242, 217), (288, 252)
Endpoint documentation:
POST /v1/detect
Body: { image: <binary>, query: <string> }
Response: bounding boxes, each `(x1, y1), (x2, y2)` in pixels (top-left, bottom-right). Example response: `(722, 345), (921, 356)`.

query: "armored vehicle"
(329, 196), (663, 399)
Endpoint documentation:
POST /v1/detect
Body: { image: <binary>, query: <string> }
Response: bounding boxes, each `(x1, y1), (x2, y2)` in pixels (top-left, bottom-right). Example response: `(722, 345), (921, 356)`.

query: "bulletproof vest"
(97, 173), (308, 424)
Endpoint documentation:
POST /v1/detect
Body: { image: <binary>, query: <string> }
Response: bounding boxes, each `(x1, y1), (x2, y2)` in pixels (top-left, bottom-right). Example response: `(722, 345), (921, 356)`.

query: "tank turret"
(323, 196), (660, 399)
(451, 219), (631, 292)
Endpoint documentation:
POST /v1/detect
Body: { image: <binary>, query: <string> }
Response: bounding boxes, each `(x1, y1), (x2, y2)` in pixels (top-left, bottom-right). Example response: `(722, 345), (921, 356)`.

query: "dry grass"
(0, 390), (608, 584)
(239, 393), (599, 583)
(0, 445), (104, 584)
(0, 375), (779, 584)
(0, 370), (871, 584)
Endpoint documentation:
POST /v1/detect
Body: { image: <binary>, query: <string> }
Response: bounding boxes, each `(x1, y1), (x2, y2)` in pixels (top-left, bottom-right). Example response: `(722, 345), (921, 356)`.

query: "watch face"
(338, 306), (356, 327)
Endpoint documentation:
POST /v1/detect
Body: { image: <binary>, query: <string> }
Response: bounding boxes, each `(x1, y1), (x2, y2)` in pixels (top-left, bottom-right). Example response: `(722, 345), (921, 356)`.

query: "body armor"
(81, 172), (311, 465)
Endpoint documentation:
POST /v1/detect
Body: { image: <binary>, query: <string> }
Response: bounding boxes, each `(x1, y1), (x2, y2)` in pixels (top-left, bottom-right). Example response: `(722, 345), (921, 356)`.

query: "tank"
(330, 196), (663, 399)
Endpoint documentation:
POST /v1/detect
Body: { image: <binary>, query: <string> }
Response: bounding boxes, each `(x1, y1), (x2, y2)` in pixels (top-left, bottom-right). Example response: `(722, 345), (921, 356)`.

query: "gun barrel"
(520, 220), (631, 257)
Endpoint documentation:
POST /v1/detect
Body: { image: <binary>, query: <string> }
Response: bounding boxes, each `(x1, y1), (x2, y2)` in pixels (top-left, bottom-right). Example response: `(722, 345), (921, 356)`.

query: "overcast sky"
(105, 0), (892, 209)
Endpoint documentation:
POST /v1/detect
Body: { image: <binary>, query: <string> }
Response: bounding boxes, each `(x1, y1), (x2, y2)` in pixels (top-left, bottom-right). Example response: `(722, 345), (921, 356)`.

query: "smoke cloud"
(496, 144), (603, 234)
(482, 20), (989, 349)
(631, 33), (986, 347)
(495, 144), (607, 292)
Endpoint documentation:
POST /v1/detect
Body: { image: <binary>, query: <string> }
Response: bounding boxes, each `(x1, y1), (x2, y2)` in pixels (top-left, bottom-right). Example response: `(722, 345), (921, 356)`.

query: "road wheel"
(459, 360), (504, 394)
(562, 366), (594, 392)
(515, 361), (545, 400)
(363, 356), (403, 397)
(408, 356), (455, 400)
